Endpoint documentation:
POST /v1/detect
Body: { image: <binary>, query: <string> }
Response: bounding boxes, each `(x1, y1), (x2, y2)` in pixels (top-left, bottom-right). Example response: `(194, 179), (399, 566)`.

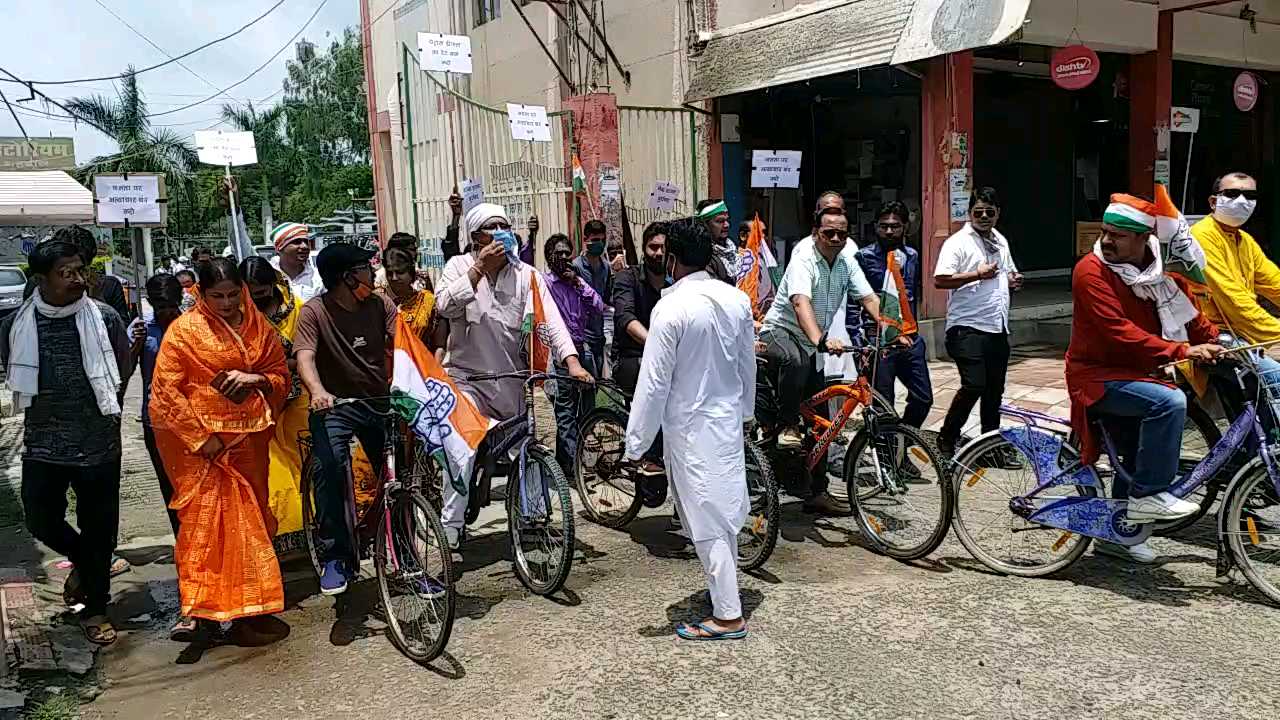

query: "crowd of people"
(2, 167), (1271, 647)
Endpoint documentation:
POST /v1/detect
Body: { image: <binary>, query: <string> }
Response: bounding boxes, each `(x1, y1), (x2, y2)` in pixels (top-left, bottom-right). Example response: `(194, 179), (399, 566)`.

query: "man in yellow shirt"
(1191, 172), (1280, 342)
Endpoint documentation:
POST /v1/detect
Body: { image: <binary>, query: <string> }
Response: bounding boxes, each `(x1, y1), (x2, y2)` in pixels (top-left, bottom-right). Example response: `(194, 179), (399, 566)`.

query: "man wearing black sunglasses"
(1191, 172), (1280, 344)
(934, 187), (1022, 462)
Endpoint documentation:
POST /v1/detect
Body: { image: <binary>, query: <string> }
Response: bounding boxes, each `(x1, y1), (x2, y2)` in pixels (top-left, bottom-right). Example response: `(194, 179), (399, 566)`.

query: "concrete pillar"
(1129, 11), (1173, 197)
(920, 51), (974, 321)
(562, 93), (620, 238)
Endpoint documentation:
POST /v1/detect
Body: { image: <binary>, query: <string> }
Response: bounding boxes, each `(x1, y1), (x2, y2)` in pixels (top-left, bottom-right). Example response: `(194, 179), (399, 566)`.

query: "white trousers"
(692, 532), (742, 621)
(441, 479), (467, 532)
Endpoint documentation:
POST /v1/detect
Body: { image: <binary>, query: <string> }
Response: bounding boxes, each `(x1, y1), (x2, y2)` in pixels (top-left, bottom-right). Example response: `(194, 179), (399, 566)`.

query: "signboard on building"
(1170, 106), (1200, 133)
(419, 33), (473, 74)
(750, 150), (802, 188)
(92, 173), (166, 227)
(193, 129), (258, 166)
(0, 137), (75, 171)
(1050, 45), (1100, 91)
(1234, 71), (1259, 112)
(506, 104), (552, 143)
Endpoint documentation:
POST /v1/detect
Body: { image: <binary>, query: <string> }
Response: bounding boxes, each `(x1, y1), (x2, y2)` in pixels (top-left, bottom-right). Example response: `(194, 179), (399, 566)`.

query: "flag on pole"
(1153, 183), (1207, 288)
(390, 315), (488, 493)
(523, 271), (553, 376)
(879, 249), (918, 344)
(736, 214), (766, 319)
(571, 153), (587, 194)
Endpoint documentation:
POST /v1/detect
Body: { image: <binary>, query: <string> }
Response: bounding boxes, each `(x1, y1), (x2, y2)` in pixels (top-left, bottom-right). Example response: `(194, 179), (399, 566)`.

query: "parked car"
(0, 266), (26, 316)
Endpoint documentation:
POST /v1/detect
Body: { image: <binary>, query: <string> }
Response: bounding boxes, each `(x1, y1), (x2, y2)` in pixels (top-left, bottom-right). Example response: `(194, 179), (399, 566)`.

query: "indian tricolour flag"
(880, 249), (918, 344)
(390, 315), (487, 493)
(571, 153), (586, 194)
(1153, 183), (1207, 289)
(523, 271), (553, 377)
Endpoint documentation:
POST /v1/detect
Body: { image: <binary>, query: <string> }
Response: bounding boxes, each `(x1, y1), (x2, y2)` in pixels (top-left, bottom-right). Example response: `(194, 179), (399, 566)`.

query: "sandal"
(62, 570), (86, 608)
(109, 555), (131, 578)
(674, 621), (747, 641)
(169, 616), (198, 643)
(79, 615), (117, 646)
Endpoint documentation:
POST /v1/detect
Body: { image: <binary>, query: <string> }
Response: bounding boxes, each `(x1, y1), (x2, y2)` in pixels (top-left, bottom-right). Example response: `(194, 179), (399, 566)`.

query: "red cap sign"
(1234, 71), (1259, 112)
(1051, 45), (1100, 91)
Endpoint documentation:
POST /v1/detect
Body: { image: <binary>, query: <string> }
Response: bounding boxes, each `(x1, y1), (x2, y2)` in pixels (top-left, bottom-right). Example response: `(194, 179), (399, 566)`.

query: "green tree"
(283, 29), (369, 182)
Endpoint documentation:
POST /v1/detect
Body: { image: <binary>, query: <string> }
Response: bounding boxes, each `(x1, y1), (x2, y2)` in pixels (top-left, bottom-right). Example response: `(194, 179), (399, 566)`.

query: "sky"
(1, 0), (362, 163)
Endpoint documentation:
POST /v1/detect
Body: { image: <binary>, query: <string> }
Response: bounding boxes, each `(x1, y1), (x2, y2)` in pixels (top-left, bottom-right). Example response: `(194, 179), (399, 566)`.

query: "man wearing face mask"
(573, 219), (612, 380)
(1190, 172), (1280, 343)
(435, 203), (592, 548)
(293, 243), (400, 594)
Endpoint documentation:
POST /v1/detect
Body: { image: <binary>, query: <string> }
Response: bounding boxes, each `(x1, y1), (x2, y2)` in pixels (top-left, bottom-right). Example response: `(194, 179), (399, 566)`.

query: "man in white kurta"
(434, 203), (592, 548)
(624, 218), (757, 640)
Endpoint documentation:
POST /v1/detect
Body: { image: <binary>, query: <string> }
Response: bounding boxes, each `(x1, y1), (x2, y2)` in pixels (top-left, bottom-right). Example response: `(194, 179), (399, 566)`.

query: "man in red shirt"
(1066, 194), (1224, 563)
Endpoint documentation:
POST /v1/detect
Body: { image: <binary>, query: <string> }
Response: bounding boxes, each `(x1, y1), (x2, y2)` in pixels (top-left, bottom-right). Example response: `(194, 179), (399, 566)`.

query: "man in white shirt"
(268, 222), (324, 303)
(624, 217), (756, 641)
(933, 187), (1024, 458)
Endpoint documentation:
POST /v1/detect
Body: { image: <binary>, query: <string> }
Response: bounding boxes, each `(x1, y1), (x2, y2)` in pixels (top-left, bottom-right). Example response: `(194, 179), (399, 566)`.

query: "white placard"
(194, 129), (258, 166)
(94, 174), (162, 224)
(1170, 106), (1200, 133)
(506, 103), (552, 143)
(418, 32), (473, 74)
(750, 149), (802, 188)
(460, 178), (484, 213)
(647, 181), (681, 211)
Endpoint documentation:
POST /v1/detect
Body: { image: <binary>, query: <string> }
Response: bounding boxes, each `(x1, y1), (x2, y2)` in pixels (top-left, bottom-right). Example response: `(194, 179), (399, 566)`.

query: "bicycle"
(297, 397), (455, 665)
(949, 345), (1280, 605)
(755, 343), (951, 561)
(574, 379), (780, 571)
(435, 370), (581, 596)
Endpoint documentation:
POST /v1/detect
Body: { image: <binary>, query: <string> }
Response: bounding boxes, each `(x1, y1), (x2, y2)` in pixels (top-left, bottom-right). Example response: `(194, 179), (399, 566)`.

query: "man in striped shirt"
(759, 209), (881, 516)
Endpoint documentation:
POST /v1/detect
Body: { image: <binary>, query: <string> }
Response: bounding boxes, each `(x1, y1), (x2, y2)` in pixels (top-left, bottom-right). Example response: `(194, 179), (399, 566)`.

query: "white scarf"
(1093, 237), (1198, 342)
(7, 290), (121, 416)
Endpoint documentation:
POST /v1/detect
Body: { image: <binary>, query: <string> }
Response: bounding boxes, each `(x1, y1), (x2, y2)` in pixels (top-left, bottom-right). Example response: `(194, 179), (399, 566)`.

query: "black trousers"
(613, 355), (663, 462)
(760, 330), (829, 497)
(22, 458), (121, 615)
(143, 424), (180, 535)
(308, 404), (386, 566)
(941, 326), (1011, 443)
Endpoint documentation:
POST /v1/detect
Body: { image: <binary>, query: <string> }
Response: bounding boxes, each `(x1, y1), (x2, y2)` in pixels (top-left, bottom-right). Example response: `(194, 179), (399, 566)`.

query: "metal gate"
(617, 105), (704, 241)
(399, 44), (577, 273)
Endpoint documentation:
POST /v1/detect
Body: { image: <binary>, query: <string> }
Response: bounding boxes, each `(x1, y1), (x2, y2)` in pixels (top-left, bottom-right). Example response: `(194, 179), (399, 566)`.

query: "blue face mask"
(492, 229), (519, 262)
(587, 240), (606, 256)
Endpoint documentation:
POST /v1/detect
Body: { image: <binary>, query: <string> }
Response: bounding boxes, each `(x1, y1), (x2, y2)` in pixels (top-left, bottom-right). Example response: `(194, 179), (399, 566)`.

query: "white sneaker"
(777, 426), (805, 449)
(1095, 540), (1157, 564)
(1126, 492), (1200, 522)
(444, 526), (461, 551)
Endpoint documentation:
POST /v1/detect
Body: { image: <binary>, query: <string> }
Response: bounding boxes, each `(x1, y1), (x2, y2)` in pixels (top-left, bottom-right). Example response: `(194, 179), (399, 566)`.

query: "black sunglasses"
(1220, 188), (1258, 201)
(972, 207), (998, 219)
(818, 228), (848, 240)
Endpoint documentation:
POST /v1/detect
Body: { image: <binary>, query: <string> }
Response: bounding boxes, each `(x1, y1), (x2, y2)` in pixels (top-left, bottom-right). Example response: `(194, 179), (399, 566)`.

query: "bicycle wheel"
(375, 489), (455, 663)
(507, 443), (575, 595)
(299, 454), (325, 579)
(575, 408), (642, 529)
(738, 439), (779, 571)
(951, 433), (1096, 576)
(1220, 462), (1280, 605)
(1152, 402), (1223, 536)
(845, 422), (950, 561)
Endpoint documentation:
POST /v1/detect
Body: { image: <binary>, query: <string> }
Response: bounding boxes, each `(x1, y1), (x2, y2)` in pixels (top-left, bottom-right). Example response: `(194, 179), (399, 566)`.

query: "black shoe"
(987, 446), (1024, 470)
(638, 474), (668, 509)
(935, 436), (957, 462)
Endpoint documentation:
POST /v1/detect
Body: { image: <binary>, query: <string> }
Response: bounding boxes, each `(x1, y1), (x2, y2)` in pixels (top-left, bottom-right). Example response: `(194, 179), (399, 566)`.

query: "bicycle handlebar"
(464, 370), (598, 388)
(316, 396), (398, 417)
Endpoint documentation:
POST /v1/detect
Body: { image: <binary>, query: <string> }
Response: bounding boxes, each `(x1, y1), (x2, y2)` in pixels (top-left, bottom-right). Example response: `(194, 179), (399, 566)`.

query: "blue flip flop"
(675, 622), (747, 641)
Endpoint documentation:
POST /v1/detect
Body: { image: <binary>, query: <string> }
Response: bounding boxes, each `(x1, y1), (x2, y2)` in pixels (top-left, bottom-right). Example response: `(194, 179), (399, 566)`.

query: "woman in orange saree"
(149, 257), (291, 644)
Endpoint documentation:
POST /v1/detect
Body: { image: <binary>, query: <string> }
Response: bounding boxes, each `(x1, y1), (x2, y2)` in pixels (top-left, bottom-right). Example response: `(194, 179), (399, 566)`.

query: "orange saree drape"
(149, 287), (290, 621)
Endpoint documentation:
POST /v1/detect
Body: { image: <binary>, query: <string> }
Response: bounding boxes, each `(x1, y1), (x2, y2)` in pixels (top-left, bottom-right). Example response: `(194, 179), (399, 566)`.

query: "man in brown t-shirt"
(294, 243), (398, 595)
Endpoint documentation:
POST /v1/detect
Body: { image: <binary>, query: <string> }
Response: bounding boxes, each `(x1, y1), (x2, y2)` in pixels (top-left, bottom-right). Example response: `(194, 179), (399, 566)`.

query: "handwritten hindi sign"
(750, 150), (802, 188)
(647, 181), (681, 211)
(193, 130), (258, 166)
(93, 174), (163, 225)
(506, 104), (552, 143)
(460, 178), (484, 213)
(419, 32), (473, 74)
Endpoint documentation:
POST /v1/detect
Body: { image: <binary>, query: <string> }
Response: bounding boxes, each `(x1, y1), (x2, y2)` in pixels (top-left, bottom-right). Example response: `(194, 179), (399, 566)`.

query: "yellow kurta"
(1192, 215), (1280, 343)
(265, 286), (309, 538)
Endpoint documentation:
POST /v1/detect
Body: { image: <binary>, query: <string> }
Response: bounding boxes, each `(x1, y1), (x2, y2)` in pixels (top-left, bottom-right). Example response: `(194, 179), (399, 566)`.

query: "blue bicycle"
(950, 345), (1280, 604)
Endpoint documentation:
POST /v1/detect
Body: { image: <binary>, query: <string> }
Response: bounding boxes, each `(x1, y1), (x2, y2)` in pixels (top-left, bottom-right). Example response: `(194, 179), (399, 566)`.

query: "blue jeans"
(552, 343), (597, 476)
(1091, 380), (1186, 498)
(308, 403), (386, 566)
(874, 336), (933, 428)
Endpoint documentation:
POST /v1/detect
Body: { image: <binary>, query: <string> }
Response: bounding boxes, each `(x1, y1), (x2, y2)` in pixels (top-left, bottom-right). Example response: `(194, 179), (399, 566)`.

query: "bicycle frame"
(799, 377), (873, 472)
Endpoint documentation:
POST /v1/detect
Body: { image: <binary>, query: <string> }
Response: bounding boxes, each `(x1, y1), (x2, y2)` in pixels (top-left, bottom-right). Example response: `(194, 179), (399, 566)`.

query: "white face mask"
(1214, 193), (1257, 228)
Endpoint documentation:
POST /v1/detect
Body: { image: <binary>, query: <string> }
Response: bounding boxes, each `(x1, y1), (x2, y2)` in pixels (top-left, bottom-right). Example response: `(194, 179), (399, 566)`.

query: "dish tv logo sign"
(1051, 45), (1100, 91)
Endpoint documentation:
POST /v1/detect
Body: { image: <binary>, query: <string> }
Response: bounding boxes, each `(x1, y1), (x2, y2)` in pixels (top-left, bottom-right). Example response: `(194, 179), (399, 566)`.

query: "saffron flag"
(390, 315), (488, 494)
(879, 249), (918, 344)
(1154, 183), (1207, 288)
(571, 153), (586, 194)
(523, 271), (553, 375)
(736, 214), (765, 318)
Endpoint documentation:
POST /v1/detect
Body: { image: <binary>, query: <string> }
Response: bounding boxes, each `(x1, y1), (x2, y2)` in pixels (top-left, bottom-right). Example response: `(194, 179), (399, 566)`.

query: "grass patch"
(26, 692), (79, 720)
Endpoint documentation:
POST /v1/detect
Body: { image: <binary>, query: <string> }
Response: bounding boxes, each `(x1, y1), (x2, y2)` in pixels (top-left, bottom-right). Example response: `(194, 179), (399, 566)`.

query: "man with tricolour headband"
(1065, 193), (1223, 564)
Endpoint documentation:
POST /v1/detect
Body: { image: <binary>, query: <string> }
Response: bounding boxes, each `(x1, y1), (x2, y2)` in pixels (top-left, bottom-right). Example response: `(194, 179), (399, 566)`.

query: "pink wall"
(562, 93), (620, 235)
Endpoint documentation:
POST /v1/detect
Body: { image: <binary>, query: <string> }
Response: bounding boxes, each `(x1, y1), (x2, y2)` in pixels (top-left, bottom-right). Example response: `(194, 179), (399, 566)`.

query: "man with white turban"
(435, 203), (594, 548)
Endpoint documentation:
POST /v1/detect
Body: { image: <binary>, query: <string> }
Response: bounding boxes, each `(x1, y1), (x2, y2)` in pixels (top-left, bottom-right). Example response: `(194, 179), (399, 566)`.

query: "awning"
(0, 170), (94, 226)
(684, 0), (1032, 102)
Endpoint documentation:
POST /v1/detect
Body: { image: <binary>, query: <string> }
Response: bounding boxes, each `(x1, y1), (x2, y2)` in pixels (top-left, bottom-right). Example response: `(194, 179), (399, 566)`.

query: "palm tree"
(67, 67), (198, 183)
(220, 101), (292, 219)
